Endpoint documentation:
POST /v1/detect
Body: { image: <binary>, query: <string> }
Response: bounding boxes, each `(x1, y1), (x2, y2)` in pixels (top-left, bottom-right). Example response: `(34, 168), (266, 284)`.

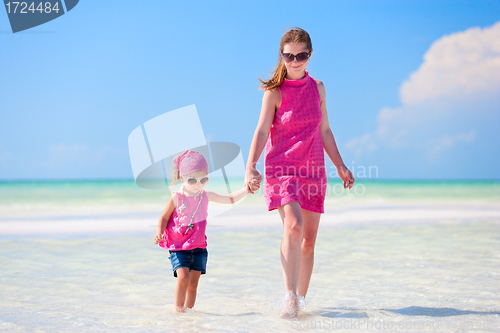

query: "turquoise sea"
(1, 179), (500, 332)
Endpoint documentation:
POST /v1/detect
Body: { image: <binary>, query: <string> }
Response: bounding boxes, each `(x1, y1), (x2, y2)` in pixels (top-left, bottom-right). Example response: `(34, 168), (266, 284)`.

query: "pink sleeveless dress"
(159, 189), (208, 251)
(264, 71), (327, 213)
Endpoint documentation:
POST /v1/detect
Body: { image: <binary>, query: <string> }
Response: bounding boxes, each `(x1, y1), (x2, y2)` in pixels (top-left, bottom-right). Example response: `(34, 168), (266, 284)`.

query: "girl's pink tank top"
(159, 189), (208, 251)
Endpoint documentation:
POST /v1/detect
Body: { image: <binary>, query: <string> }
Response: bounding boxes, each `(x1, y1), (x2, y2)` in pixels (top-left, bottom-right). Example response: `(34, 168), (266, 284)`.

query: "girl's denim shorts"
(168, 248), (208, 277)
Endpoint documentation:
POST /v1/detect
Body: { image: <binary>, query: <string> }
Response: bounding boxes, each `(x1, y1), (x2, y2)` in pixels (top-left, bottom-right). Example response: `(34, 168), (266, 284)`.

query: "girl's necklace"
(177, 188), (203, 235)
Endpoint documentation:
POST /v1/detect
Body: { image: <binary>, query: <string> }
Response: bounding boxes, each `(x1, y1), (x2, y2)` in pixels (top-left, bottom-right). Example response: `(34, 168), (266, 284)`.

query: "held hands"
(153, 233), (164, 245)
(247, 178), (261, 193)
(337, 165), (355, 189)
(244, 168), (262, 194)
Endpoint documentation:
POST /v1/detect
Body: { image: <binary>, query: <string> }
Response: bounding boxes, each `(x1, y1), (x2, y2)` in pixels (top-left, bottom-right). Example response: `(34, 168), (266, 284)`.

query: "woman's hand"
(244, 167), (262, 194)
(154, 233), (164, 245)
(248, 178), (261, 194)
(337, 165), (355, 189)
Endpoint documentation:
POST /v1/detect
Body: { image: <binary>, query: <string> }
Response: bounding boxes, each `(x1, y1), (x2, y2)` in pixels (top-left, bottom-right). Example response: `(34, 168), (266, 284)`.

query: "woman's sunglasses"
(185, 176), (209, 186)
(281, 51), (311, 63)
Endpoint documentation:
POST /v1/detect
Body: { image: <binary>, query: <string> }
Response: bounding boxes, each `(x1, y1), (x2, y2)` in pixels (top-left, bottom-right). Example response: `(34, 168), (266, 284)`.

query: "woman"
(244, 27), (354, 318)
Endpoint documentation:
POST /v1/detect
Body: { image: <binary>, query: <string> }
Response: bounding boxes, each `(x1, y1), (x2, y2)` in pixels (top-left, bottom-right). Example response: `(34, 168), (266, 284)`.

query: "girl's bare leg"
(184, 270), (202, 309)
(278, 202), (304, 316)
(174, 267), (190, 311)
(297, 208), (321, 297)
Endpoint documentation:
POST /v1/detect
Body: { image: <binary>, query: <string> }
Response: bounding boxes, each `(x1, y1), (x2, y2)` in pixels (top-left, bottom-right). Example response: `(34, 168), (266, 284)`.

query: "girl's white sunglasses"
(184, 176), (209, 186)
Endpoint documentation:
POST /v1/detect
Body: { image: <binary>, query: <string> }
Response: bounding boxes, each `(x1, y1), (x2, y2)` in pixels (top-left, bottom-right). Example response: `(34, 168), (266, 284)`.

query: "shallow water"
(1, 220), (500, 332)
(1, 179), (500, 331)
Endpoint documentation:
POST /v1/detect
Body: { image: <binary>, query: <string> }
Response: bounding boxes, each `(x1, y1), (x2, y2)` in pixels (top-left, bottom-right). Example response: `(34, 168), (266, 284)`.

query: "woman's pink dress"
(264, 71), (327, 213)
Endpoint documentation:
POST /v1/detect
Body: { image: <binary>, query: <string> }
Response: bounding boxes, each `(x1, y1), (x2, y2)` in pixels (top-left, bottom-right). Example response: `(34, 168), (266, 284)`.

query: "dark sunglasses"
(185, 176), (209, 186)
(281, 51), (311, 63)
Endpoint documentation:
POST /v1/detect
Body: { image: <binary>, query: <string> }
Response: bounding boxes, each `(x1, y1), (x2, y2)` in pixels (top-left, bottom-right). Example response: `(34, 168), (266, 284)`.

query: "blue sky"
(1, 0), (499, 180)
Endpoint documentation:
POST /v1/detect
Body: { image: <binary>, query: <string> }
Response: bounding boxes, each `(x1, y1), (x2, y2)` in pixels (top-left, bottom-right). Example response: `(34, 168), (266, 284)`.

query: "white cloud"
(45, 143), (90, 168)
(345, 133), (377, 159)
(427, 130), (476, 161)
(400, 21), (500, 105)
(347, 22), (500, 166)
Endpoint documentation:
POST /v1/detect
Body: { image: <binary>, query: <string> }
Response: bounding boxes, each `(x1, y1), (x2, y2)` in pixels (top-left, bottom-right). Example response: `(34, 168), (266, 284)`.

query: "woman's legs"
(278, 203), (322, 299)
(277, 201), (304, 295)
(297, 208), (321, 297)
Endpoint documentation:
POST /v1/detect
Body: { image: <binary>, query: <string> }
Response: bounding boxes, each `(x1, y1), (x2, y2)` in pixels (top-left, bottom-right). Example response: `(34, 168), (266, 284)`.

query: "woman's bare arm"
(316, 80), (354, 189)
(244, 88), (280, 192)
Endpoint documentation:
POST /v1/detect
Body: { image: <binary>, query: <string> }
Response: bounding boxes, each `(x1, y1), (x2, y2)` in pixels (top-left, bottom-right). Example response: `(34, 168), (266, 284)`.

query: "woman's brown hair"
(259, 27), (313, 90)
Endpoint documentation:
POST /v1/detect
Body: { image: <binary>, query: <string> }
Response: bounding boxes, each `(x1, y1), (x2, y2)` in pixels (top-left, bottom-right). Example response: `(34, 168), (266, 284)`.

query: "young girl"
(154, 150), (252, 312)
(244, 28), (355, 318)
